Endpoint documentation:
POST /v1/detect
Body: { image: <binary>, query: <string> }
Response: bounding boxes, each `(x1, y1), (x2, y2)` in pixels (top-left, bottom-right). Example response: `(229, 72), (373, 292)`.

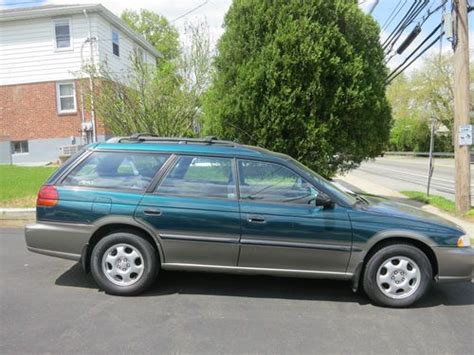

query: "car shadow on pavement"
(55, 263), (97, 289)
(55, 263), (473, 307)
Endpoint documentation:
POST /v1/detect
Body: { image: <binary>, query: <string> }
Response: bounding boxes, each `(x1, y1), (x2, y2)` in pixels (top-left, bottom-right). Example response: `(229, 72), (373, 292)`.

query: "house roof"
(0, 4), (161, 58)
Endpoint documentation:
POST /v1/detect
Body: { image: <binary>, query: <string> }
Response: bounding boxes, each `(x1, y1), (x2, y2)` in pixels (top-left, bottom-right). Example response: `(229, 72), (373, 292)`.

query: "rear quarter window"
(62, 151), (169, 190)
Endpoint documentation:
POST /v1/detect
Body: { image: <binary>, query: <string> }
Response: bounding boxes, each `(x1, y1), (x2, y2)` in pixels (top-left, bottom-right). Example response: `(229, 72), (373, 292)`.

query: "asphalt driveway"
(1, 228), (473, 354)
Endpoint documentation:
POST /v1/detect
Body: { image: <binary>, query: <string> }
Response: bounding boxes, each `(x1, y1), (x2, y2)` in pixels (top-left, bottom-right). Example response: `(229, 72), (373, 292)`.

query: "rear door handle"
(144, 208), (162, 216)
(247, 214), (266, 224)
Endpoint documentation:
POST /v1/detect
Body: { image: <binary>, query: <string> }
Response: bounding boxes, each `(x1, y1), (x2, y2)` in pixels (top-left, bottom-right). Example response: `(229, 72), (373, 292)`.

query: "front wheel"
(362, 244), (433, 307)
(90, 232), (159, 296)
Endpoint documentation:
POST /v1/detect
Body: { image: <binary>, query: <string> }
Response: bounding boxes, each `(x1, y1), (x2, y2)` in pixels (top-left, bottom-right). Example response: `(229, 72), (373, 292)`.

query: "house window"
(112, 29), (120, 56)
(54, 19), (71, 49)
(11, 141), (29, 155)
(56, 82), (76, 113)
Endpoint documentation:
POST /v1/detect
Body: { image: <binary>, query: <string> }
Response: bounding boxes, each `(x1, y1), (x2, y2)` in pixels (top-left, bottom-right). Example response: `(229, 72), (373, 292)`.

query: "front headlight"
(457, 234), (471, 247)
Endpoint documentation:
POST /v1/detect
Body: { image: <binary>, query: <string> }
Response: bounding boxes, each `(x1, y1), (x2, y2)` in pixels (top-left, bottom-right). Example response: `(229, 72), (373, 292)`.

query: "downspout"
(83, 9), (97, 143)
(79, 40), (87, 144)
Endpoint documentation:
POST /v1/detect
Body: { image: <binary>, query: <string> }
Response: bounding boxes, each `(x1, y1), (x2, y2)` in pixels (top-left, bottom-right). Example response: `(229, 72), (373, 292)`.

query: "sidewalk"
(336, 173), (474, 237)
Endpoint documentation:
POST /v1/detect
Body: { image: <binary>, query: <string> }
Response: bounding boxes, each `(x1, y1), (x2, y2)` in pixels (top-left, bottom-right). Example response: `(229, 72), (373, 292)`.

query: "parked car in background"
(25, 135), (473, 307)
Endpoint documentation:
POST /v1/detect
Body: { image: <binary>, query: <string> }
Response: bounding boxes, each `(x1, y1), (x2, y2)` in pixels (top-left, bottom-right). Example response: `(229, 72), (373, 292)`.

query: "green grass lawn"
(0, 165), (57, 208)
(401, 191), (474, 222)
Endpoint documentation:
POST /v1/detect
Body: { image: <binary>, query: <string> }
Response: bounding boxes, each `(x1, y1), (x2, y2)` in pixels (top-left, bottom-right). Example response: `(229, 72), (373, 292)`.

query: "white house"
(0, 4), (160, 164)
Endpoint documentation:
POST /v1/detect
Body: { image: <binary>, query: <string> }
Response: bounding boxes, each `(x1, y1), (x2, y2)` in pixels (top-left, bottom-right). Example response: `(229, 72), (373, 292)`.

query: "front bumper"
(433, 246), (474, 282)
(25, 222), (93, 261)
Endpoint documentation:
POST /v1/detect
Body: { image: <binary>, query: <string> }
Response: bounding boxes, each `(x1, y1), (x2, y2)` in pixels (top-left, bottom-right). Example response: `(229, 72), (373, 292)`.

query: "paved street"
(345, 156), (473, 203)
(1, 228), (473, 354)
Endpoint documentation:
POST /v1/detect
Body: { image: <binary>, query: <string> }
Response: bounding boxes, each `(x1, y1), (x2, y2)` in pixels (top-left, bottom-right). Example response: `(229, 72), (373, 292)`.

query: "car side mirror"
(315, 193), (334, 209)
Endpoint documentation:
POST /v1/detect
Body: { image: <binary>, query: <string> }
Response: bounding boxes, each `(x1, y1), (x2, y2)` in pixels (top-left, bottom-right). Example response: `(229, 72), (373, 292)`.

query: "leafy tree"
(387, 54), (474, 153)
(203, 0), (391, 177)
(389, 115), (430, 152)
(121, 9), (180, 64)
(81, 21), (212, 137)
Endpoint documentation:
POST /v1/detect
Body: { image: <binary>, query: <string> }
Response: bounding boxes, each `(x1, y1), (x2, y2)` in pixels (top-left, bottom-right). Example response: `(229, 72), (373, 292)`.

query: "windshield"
(285, 156), (359, 206)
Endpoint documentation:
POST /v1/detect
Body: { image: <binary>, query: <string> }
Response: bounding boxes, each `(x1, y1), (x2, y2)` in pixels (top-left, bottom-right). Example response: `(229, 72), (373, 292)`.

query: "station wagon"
(25, 135), (473, 307)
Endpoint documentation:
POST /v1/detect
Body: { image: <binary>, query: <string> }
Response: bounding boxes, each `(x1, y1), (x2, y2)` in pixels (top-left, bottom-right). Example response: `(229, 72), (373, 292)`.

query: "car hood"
(358, 195), (463, 232)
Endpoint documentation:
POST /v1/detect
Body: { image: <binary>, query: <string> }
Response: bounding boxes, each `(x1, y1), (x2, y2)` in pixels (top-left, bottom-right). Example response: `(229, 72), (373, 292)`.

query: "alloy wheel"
(101, 243), (145, 287)
(376, 256), (421, 299)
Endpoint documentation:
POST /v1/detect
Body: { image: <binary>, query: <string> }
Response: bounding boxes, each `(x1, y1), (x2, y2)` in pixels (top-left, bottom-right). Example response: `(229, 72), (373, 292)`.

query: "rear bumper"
(433, 246), (474, 282)
(25, 222), (93, 261)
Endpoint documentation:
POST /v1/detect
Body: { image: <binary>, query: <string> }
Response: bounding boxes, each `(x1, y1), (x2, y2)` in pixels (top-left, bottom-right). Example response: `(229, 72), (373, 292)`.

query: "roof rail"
(116, 134), (237, 146)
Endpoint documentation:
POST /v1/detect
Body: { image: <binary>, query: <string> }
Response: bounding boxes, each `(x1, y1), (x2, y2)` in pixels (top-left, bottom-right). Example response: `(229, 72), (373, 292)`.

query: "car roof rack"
(115, 133), (237, 146)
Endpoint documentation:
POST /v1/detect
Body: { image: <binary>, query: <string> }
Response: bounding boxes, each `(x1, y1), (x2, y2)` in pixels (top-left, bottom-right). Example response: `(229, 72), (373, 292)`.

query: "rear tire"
(363, 243), (432, 307)
(90, 232), (159, 296)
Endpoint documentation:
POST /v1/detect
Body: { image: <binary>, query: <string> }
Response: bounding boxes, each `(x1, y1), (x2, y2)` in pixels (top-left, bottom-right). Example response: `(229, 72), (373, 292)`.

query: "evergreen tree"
(203, 0), (391, 177)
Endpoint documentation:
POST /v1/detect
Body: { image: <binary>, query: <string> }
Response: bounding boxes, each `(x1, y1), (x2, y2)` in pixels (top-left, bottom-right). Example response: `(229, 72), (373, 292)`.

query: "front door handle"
(247, 214), (266, 224)
(144, 208), (162, 216)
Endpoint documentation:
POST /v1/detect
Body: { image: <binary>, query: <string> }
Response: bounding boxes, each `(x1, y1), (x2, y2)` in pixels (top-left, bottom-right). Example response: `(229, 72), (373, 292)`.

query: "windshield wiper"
(350, 192), (369, 205)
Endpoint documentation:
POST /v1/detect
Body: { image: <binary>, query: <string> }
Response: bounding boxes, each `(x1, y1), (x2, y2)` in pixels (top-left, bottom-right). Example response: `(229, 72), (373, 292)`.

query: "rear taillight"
(37, 185), (59, 207)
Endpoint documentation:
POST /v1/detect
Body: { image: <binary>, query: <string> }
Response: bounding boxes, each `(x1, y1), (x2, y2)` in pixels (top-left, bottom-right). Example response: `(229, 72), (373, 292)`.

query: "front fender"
(347, 229), (436, 292)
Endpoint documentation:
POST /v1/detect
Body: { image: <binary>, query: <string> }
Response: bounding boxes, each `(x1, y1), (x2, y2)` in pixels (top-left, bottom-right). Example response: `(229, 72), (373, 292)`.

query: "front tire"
(90, 232), (159, 296)
(363, 243), (432, 307)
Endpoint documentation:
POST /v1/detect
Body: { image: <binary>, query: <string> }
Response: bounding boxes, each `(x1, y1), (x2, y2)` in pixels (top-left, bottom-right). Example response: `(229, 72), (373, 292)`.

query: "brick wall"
(0, 81), (105, 141)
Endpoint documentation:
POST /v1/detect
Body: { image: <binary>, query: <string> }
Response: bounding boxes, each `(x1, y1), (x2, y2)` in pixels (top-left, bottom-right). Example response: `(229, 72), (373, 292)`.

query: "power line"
(387, 21), (442, 76)
(384, 0), (445, 60)
(416, 0), (448, 27)
(386, 27), (444, 83)
(385, 0), (448, 67)
(382, 1), (418, 51)
(383, 0), (429, 51)
(381, 0), (407, 31)
(387, 34), (442, 84)
(382, 0), (421, 47)
(171, 0), (209, 23)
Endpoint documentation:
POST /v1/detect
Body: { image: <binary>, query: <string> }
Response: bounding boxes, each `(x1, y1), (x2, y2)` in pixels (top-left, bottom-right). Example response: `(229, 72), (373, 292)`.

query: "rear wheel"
(363, 243), (432, 307)
(90, 232), (159, 296)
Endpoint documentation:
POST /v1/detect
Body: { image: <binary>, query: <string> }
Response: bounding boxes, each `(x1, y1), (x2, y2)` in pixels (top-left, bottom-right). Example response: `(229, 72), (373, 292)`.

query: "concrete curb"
(0, 208), (35, 220)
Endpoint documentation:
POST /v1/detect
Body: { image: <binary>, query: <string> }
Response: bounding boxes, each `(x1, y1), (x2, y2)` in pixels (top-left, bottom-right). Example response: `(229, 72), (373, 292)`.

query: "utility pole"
(427, 116), (436, 197)
(453, 0), (471, 214)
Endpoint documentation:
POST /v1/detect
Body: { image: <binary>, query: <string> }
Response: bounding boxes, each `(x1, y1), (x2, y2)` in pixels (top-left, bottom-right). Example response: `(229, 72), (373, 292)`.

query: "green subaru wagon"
(25, 135), (473, 307)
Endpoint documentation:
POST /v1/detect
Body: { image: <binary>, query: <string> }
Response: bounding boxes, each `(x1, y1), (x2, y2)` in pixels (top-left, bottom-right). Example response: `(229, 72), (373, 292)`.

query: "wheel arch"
(351, 234), (439, 292)
(82, 218), (164, 272)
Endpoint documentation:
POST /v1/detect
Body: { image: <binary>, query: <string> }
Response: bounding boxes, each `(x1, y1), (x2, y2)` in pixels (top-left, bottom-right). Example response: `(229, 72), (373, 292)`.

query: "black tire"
(90, 232), (159, 296)
(362, 243), (432, 308)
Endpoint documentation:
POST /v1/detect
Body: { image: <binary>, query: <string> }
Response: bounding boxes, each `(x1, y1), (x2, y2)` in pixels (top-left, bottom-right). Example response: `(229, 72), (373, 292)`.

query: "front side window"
(62, 152), (169, 190)
(112, 29), (120, 56)
(54, 19), (71, 49)
(238, 160), (317, 205)
(11, 140), (29, 154)
(156, 156), (236, 199)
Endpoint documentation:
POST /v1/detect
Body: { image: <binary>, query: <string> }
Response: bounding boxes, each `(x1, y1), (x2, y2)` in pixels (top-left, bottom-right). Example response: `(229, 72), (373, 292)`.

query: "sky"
(1, 0), (473, 74)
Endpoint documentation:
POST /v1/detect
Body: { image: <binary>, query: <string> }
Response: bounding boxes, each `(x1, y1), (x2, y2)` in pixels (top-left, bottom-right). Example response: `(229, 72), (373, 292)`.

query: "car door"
(135, 155), (241, 266)
(237, 159), (352, 273)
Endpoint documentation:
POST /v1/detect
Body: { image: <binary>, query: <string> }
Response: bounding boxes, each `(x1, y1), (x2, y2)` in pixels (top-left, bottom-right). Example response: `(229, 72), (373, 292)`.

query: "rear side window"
(62, 151), (169, 190)
(156, 156), (236, 199)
